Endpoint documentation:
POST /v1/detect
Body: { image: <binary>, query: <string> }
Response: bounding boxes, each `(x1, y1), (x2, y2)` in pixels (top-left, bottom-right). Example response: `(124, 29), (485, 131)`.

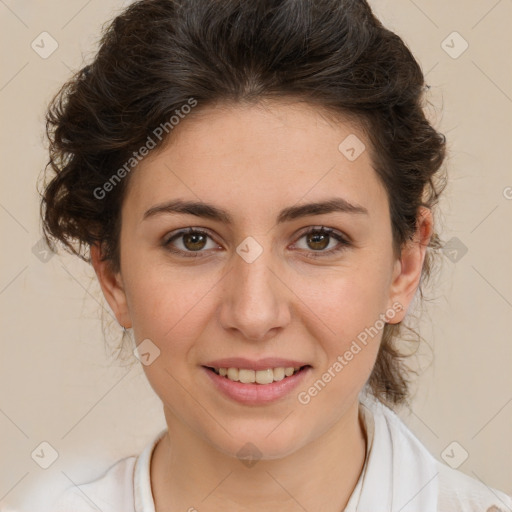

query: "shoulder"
(50, 455), (137, 512)
(360, 396), (512, 512)
(436, 461), (512, 512)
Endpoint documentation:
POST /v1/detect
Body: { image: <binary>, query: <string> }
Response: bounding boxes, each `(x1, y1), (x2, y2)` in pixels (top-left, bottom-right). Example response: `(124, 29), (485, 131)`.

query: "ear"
(90, 243), (132, 329)
(386, 207), (433, 324)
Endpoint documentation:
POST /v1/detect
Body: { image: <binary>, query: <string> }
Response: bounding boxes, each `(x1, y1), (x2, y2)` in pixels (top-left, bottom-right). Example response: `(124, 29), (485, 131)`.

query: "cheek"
(124, 259), (218, 349)
(296, 276), (386, 410)
(292, 254), (393, 380)
(124, 265), (213, 404)
(302, 260), (393, 335)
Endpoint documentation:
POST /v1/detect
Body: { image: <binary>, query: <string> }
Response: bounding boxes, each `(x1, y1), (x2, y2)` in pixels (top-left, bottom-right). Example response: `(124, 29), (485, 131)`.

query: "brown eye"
(163, 228), (219, 257)
(294, 227), (351, 258)
(182, 232), (207, 251)
(306, 231), (330, 251)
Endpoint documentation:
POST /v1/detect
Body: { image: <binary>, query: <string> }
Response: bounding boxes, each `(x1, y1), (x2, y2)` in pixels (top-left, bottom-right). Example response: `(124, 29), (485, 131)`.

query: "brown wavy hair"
(39, 0), (447, 409)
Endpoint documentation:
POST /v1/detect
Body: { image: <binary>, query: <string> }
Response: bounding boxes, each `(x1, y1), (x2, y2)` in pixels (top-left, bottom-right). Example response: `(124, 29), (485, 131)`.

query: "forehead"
(123, 99), (387, 222)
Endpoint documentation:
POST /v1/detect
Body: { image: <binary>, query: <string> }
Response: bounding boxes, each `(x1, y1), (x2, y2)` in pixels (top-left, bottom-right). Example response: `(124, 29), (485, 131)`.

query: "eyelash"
(162, 226), (351, 259)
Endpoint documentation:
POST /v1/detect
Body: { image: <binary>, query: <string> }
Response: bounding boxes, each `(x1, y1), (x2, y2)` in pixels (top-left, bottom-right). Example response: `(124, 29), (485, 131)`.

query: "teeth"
(239, 369), (255, 383)
(213, 366), (303, 384)
(255, 369), (273, 384)
(227, 367), (239, 381)
(273, 367), (285, 381)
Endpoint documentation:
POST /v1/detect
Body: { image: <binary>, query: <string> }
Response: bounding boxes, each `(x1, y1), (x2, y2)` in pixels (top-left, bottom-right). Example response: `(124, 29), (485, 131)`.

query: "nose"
(217, 244), (291, 342)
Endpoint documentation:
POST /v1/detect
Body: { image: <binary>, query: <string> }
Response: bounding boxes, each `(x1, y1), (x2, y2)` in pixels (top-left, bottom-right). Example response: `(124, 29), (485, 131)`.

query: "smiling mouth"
(205, 365), (310, 384)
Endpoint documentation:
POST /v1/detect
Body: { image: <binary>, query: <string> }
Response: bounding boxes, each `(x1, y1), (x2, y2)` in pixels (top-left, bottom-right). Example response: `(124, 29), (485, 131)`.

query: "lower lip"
(202, 366), (311, 405)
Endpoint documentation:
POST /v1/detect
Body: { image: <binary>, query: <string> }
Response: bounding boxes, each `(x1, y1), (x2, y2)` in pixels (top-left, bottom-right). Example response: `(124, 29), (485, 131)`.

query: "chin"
(206, 423), (309, 463)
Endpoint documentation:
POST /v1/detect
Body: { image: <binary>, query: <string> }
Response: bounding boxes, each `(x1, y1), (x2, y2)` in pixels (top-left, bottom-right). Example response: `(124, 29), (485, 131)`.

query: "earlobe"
(387, 207), (433, 324)
(90, 243), (132, 329)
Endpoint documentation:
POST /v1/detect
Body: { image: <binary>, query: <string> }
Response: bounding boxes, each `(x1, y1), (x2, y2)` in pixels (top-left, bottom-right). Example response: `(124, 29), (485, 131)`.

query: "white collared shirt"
(49, 396), (512, 512)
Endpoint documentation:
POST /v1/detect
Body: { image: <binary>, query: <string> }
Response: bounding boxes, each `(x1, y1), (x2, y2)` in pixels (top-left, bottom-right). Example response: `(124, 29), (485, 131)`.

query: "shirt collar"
(134, 428), (167, 512)
(355, 394), (439, 512)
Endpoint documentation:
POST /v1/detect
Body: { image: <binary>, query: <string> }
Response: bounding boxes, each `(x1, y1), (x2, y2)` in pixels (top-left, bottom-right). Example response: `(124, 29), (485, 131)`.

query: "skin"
(91, 99), (432, 511)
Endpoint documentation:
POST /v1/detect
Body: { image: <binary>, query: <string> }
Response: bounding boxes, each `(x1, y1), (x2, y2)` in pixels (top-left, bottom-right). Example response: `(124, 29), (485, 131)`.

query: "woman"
(39, 0), (511, 510)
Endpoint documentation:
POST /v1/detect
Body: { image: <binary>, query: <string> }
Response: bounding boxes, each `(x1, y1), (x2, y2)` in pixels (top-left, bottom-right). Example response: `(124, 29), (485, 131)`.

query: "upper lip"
(203, 358), (310, 371)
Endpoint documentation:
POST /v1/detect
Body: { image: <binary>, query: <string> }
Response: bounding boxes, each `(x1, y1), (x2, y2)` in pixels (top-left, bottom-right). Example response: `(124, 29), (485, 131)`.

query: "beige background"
(1, 0), (511, 510)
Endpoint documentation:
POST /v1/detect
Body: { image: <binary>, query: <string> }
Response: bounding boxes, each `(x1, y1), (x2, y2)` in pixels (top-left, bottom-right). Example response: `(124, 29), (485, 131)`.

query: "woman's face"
(93, 100), (430, 459)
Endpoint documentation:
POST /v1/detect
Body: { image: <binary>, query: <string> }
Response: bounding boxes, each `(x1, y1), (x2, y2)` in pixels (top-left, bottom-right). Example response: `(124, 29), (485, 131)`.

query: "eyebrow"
(142, 197), (368, 224)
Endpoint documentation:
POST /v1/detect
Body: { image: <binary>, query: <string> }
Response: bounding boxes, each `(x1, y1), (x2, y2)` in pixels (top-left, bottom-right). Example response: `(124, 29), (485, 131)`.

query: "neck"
(151, 400), (367, 512)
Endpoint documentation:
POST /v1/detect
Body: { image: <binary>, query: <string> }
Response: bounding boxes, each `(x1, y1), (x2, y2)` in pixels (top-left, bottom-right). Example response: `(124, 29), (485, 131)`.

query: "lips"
(202, 358), (312, 404)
